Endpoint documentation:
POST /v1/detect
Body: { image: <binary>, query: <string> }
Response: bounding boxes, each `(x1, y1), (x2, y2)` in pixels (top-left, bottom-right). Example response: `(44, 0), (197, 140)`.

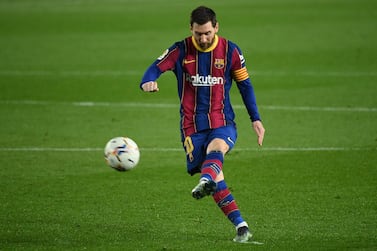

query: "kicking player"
(139, 6), (265, 243)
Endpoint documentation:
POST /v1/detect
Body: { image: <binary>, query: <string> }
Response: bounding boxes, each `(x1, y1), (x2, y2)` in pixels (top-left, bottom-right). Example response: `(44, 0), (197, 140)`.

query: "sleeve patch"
(157, 49), (169, 60)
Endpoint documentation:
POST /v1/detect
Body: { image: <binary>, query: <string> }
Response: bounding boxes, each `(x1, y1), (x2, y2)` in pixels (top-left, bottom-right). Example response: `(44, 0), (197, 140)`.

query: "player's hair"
(190, 6), (217, 27)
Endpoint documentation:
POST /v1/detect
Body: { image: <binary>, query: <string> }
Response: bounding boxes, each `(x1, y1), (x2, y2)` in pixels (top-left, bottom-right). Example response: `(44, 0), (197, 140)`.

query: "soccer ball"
(104, 137), (140, 171)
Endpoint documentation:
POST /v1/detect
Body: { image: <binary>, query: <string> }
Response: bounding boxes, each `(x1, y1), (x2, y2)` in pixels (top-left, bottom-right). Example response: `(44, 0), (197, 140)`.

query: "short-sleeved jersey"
(141, 35), (260, 140)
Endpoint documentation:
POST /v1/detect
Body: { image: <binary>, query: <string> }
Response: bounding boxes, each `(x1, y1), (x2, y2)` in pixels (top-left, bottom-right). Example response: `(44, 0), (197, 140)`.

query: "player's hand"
(252, 120), (265, 146)
(141, 81), (159, 92)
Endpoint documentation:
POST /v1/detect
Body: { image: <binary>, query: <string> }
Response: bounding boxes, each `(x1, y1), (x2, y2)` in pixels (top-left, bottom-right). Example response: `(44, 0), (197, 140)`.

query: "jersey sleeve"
(231, 45), (261, 122)
(140, 43), (180, 89)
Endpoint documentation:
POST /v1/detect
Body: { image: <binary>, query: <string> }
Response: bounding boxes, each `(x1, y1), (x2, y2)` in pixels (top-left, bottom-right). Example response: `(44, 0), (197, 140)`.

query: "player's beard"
(199, 38), (214, 50)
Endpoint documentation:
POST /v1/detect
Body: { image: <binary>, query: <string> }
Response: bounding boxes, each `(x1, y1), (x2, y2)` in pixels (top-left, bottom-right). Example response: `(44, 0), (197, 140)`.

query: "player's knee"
(207, 138), (229, 154)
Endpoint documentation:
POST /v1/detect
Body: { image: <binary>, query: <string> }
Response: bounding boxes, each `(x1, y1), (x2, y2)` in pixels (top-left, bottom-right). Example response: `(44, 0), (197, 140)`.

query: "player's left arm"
(232, 47), (265, 146)
(236, 77), (265, 146)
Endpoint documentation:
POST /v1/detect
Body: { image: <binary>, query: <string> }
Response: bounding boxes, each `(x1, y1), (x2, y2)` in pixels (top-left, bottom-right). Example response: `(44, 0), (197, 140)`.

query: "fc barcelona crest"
(214, 58), (225, 69)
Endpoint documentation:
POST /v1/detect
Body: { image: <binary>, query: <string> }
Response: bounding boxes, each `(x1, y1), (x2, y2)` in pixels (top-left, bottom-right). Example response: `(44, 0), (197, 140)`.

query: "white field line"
(0, 147), (375, 152)
(0, 70), (140, 77)
(1, 70), (377, 77)
(253, 105), (377, 113)
(1, 100), (376, 113)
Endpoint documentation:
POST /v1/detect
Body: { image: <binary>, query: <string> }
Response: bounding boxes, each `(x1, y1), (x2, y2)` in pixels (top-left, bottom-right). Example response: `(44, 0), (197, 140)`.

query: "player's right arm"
(140, 62), (162, 92)
(140, 44), (181, 92)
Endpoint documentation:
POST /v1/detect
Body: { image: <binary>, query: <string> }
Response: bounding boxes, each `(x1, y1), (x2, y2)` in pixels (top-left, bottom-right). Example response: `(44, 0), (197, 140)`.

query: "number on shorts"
(184, 136), (194, 162)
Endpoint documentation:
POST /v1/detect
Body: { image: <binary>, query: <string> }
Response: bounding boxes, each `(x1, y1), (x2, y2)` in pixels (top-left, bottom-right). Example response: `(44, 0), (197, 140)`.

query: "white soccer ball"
(104, 137), (140, 171)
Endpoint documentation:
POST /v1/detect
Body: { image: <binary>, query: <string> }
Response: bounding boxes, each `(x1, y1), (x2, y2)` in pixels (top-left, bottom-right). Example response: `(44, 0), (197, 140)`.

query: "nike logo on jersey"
(184, 59), (196, 64)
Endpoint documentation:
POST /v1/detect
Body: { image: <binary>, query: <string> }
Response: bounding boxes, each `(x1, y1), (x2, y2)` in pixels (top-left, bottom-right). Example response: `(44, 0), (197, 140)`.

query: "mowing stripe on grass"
(1, 100), (376, 113)
(1, 69), (376, 77)
(0, 147), (375, 152)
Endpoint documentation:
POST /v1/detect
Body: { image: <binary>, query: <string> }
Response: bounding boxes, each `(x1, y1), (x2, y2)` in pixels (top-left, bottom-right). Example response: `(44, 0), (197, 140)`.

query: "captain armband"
(232, 67), (249, 82)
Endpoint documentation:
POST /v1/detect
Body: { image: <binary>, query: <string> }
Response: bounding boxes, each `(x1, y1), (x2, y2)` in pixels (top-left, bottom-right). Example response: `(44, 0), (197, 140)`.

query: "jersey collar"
(191, 35), (219, 52)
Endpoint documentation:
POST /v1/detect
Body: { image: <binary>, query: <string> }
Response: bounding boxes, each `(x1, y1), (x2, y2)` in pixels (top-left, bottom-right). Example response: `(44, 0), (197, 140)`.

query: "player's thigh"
(207, 126), (237, 154)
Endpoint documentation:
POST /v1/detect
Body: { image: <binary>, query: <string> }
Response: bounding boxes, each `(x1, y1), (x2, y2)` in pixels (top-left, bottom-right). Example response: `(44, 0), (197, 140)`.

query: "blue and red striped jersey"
(140, 35), (261, 139)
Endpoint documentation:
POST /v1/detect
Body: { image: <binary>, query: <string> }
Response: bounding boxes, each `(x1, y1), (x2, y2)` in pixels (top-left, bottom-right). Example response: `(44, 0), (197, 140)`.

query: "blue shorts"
(182, 125), (237, 175)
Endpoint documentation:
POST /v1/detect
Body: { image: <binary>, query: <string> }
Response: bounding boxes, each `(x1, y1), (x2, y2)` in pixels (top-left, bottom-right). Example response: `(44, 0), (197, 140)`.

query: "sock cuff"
(207, 151), (224, 162)
(216, 180), (227, 191)
(236, 221), (248, 230)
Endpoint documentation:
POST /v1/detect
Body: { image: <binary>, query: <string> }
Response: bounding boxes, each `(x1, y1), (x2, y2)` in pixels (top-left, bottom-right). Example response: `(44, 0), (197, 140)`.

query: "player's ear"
(214, 22), (219, 33)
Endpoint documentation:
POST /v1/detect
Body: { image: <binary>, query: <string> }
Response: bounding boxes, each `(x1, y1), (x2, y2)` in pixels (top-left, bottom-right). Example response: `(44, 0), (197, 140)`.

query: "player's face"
(191, 21), (219, 50)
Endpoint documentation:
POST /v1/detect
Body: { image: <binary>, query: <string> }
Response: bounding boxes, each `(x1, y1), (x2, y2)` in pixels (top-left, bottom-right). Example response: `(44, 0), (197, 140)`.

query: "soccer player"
(139, 6), (265, 243)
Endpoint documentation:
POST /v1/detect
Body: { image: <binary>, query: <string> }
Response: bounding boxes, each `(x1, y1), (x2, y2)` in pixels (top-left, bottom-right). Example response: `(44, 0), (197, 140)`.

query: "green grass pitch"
(1, 0), (377, 250)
